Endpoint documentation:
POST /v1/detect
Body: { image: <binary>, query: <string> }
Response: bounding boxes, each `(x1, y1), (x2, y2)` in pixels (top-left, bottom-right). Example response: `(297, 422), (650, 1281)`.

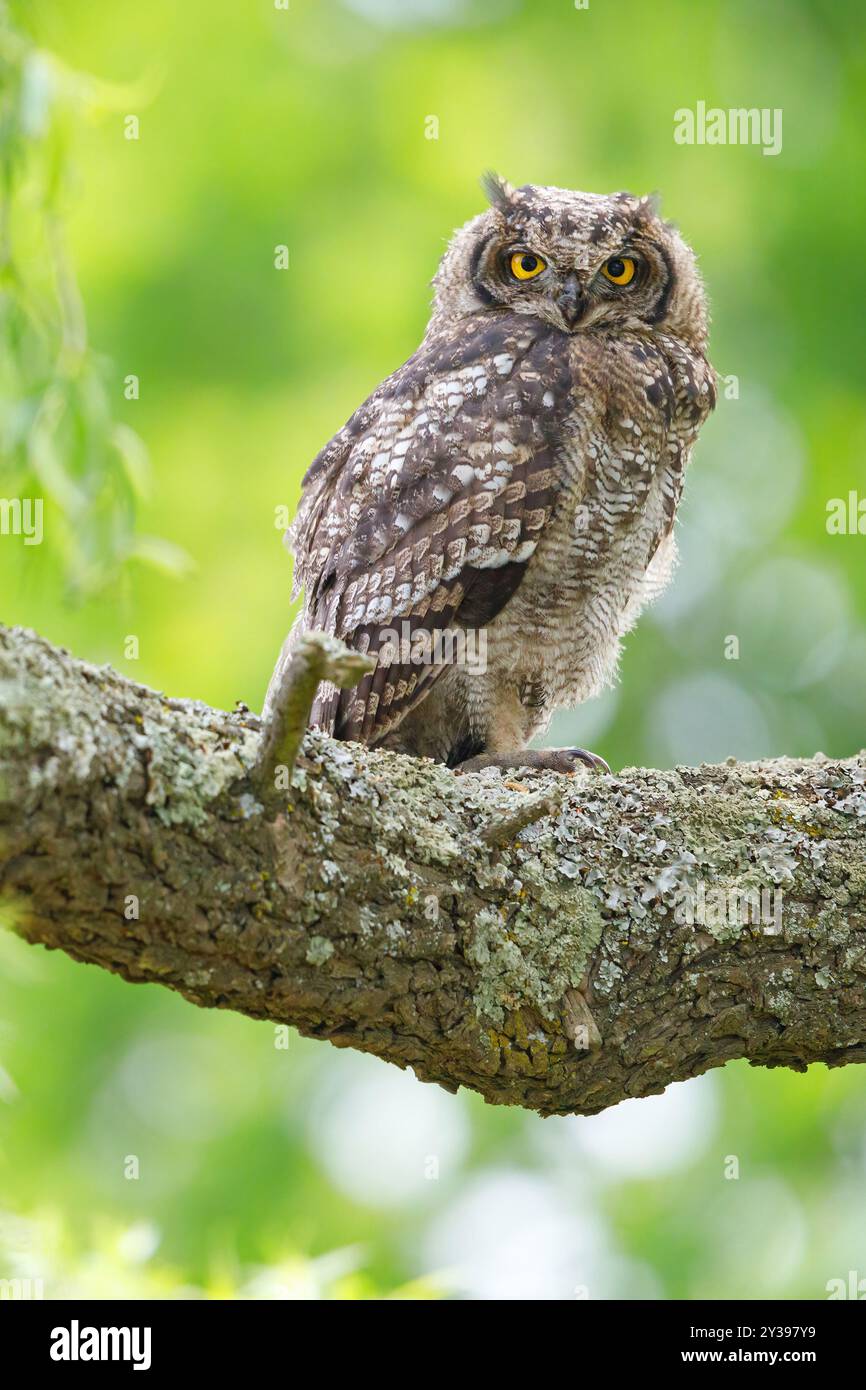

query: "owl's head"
(432, 174), (708, 350)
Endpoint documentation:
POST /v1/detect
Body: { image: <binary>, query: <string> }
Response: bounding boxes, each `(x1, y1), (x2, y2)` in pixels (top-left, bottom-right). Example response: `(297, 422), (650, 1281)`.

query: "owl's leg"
(451, 681), (610, 775)
(454, 748), (610, 776)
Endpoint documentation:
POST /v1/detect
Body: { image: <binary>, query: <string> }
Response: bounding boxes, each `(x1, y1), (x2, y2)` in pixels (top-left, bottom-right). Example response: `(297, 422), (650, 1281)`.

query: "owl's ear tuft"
(633, 191), (681, 234)
(635, 191), (677, 230)
(639, 191), (663, 218)
(480, 170), (514, 211)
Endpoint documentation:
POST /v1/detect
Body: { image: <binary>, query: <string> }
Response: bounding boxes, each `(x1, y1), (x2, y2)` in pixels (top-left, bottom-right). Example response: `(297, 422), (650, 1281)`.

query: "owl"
(265, 174), (715, 774)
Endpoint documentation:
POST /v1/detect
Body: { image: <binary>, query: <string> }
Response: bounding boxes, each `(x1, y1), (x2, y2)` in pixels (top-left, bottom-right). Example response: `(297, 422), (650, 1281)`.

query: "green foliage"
(0, 1204), (442, 1300)
(0, 3), (187, 596)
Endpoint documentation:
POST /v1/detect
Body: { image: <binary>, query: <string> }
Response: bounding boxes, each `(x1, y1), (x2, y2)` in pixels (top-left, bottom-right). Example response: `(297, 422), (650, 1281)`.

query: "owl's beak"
(556, 273), (587, 328)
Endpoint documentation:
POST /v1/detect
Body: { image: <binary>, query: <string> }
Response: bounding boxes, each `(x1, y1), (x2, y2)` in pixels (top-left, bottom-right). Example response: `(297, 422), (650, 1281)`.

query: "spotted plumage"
(265, 176), (715, 769)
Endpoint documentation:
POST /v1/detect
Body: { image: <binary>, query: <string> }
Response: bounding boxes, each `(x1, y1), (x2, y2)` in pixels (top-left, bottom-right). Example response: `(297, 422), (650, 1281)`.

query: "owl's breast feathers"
(287, 312), (713, 744)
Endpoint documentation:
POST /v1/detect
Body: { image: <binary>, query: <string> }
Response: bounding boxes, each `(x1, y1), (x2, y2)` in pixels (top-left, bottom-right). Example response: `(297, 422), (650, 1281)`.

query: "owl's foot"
(454, 747), (610, 776)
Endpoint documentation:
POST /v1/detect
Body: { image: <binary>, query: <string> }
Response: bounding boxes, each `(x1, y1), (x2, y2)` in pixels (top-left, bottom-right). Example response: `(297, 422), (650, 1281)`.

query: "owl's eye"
(601, 256), (636, 286)
(509, 251), (546, 281)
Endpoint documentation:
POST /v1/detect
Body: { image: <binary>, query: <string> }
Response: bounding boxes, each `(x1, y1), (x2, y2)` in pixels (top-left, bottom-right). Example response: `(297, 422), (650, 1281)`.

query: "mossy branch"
(1, 623), (865, 1117)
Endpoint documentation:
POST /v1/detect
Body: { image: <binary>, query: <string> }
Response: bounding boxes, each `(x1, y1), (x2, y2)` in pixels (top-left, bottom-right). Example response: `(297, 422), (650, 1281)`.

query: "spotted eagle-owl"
(265, 175), (715, 773)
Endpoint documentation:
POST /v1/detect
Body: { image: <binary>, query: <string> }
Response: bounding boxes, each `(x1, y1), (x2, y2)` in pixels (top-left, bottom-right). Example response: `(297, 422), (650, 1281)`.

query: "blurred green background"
(1, 0), (865, 1299)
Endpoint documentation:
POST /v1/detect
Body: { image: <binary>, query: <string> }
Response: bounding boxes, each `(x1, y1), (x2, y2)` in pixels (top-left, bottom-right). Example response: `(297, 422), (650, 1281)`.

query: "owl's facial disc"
(472, 225), (660, 334)
(433, 182), (707, 349)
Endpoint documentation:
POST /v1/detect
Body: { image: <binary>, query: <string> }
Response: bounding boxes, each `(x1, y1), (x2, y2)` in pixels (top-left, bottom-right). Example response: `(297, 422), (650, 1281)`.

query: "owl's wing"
(636, 335), (717, 588)
(289, 313), (576, 744)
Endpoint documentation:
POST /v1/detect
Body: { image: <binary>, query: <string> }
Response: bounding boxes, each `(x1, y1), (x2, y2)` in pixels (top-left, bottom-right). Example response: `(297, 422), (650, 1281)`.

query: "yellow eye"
(509, 251), (546, 281)
(601, 256), (636, 286)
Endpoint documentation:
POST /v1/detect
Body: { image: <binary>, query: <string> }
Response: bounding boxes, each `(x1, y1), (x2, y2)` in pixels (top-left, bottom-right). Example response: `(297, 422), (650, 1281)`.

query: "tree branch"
(1, 622), (865, 1116)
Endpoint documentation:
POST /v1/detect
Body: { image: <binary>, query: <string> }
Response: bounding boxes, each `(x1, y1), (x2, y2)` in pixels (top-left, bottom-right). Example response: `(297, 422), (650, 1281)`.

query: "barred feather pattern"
(268, 182), (716, 763)
(291, 314), (570, 742)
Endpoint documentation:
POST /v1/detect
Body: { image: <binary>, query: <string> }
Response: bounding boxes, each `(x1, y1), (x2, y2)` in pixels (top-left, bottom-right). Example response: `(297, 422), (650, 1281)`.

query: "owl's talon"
(563, 747), (611, 775)
(454, 747), (610, 776)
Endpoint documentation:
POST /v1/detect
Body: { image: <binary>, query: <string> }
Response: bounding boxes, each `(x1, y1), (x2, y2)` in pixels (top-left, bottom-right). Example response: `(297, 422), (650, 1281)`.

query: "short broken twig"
(253, 631), (374, 797)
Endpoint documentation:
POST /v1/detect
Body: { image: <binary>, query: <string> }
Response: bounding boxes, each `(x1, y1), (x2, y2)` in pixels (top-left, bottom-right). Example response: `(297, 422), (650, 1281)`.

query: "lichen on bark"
(1, 622), (865, 1117)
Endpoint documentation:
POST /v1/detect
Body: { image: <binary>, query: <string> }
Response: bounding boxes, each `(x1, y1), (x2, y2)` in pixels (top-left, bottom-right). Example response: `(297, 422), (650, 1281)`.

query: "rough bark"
(1, 622), (865, 1117)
